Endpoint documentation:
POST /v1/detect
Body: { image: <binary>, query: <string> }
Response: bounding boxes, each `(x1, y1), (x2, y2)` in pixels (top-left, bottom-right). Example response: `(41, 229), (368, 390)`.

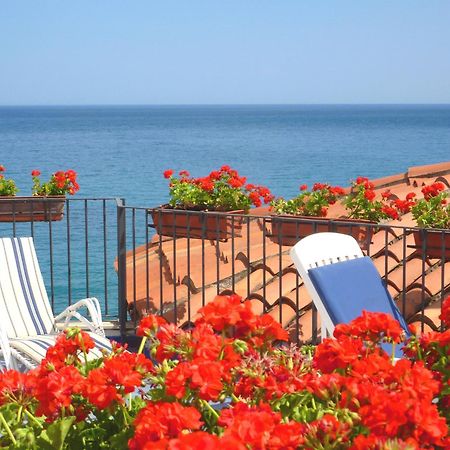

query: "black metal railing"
(0, 197), (122, 321)
(1, 199), (448, 343)
(116, 207), (449, 343)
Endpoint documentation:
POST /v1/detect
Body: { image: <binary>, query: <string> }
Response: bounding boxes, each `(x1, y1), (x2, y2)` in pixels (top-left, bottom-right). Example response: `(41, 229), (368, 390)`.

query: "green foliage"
(36, 416), (75, 450)
(271, 184), (345, 217)
(411, 191), (450, 229)
(31, 170), (79, 197)
(168, 176), (252, 211)
(165, 167), (273, 212)
(343, 178), (389, 222)
(0, 177), (18, 196)
(0, 166), (18, 196)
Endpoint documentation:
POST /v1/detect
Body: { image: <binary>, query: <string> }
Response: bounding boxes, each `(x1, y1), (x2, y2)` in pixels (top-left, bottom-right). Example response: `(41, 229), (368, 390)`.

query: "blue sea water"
(0, 105), (449, 317)
(1, 105), (450, 204)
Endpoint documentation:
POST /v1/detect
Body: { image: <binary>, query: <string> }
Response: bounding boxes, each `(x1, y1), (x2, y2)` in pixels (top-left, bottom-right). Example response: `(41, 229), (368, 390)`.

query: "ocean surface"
(1, 105), (449, 317)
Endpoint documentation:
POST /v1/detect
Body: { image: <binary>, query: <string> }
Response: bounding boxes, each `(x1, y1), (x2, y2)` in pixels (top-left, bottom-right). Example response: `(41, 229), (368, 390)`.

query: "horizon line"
(1, 102), (450, 108)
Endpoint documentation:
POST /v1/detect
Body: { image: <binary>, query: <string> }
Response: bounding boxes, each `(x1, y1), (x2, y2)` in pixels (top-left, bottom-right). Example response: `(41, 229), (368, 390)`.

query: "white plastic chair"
(0, 237), (111, 370)
(289, 232), (411, 353)
(290, 232), (366, 339)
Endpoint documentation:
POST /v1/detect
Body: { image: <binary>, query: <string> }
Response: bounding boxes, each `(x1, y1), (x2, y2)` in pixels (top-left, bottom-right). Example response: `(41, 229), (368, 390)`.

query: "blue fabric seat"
(308, 256), (410, 358)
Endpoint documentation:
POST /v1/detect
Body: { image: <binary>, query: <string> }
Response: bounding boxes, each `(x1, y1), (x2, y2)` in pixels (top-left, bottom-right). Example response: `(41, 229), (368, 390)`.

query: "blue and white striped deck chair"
(0, 237), (112, 371)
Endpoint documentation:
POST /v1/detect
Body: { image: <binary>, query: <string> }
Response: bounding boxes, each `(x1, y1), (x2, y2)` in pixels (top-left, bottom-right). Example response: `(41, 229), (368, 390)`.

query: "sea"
(0, 105), (449, 317)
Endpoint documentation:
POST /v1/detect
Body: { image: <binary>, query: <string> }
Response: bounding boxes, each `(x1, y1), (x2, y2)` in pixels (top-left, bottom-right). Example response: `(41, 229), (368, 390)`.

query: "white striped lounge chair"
(0, 237), (112, 371)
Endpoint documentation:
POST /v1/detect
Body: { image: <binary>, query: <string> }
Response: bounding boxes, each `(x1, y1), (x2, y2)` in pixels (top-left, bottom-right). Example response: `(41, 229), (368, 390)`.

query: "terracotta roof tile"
(407, 161), (450, 178)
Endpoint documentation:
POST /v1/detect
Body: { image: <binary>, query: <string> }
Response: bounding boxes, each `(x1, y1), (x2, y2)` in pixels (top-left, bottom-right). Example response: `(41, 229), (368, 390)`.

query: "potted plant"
(343, 176), (401, 221)
(0, 167), (79, 222)
(152, 165), (273, 240)
(405, 182), (450, 258)
(270, 182), (347, 246)
(341, 176), (402, 248)
(0, 165), (19, 196)
(270, 177), (400, 248)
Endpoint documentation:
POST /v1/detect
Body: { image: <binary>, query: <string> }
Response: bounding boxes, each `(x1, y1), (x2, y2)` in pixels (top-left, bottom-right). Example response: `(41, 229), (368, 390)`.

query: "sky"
(1, 1), (450, 105)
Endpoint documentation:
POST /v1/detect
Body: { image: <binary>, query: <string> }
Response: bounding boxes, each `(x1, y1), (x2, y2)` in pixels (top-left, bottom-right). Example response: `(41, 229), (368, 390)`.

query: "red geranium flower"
(334, 310), (405, 345)
(137, 314), (167, 337)
(440, 295), (450, 328)
(129, 402), (203, 449)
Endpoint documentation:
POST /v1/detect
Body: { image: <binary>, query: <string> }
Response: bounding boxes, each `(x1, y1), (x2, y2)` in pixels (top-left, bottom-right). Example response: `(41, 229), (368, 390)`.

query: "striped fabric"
(9, 332), (113, 363)
(0, 237), (112, 370)
(0, 238), (54, 338)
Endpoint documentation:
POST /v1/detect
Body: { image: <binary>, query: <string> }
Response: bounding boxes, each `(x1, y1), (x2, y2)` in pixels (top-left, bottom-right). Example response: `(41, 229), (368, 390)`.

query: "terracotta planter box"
(151, 207), (244, 240)
(412, 229), (450, 259)
(0, 196), (66, 222)
(270, 215), (374, 250)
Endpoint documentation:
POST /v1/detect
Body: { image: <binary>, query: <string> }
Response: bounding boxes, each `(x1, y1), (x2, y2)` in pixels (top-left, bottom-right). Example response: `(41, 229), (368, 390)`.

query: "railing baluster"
(66, 199), (72, 306)
(103, 199), (108, 316)
(48, 202), (55, 310)
(84, 199), (89, 298)
(145, 210), (150, 314)
(132, 208), (137, 328)
(117, 199), (127, 337)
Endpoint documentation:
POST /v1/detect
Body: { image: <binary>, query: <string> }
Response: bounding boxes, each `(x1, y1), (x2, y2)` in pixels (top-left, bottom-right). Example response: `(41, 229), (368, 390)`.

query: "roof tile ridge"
(369, 172), (409, 189)
(407, 161), (450, 179)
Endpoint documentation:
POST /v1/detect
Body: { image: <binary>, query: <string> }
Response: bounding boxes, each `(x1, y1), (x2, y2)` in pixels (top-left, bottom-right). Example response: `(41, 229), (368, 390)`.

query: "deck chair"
(290, 233), (410, 357)
(0, 237), (112, 371)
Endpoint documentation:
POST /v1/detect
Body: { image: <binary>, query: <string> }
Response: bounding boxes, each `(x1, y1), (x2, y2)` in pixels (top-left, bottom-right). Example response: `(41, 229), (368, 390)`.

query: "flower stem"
(138, 336), (147, 355)
(391, 342), (396, 362)
(79, 335), (89, 367)
(24, 409), (43, 428)
(231, 393), (240, 403)
(0, 411), (17, 444)
(17, 405), (23, 422)
(201, 400), (220, 419)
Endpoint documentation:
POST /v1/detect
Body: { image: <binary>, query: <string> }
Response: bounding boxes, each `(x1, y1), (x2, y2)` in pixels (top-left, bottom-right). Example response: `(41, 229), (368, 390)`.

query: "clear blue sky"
(1, 1), (449, 105)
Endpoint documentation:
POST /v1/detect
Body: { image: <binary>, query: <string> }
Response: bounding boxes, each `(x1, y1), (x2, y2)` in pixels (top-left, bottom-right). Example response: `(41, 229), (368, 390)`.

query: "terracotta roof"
(123, 161), (450, 342)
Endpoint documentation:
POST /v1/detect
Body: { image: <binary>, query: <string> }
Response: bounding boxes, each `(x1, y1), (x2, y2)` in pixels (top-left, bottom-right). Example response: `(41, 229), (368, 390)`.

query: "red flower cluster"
(197, 293), (289, 343)
(334, 310), (405, 344)
(1, 295), (449, 449)
(344, 177), (402, 221)
(164, 165), (273, 211)
(422, 182), (446, 200)
(441, 295), (450, 328)
(32, 169), (80, 196)
(218, 402), (305, 448)
(397, 182), (450, 229)
(129, 402), (203, 449)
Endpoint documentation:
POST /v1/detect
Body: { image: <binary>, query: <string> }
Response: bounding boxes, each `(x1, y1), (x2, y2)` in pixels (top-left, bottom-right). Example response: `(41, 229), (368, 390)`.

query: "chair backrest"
(290, 233), (364, 336)
(0, 237), (54, 338)
(290, 233), (410, 355)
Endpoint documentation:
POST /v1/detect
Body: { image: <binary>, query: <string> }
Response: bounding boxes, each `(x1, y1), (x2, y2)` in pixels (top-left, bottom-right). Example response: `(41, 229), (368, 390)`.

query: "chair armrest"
(0, 322), (12, 370)
(53, 297), (105, 336)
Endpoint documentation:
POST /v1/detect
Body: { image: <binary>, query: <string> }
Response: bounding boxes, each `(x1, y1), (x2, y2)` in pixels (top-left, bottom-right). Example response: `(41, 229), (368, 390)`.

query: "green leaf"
(36, 416), (75, 450)
(109, 427), (134, 449)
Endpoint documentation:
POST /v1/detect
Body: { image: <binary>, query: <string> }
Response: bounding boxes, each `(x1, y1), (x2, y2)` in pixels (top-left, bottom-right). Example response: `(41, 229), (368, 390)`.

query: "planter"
(0, 196), (66, 222)
(151, 207), (244, 240)
(412, 228), (450, 259)
(270, 215), (375, 249)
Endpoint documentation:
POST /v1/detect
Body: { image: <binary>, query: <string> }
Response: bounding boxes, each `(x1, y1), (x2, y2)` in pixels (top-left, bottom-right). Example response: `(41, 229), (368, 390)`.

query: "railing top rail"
(0, 196), (123, 202)
(115, 204), (450, 234)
